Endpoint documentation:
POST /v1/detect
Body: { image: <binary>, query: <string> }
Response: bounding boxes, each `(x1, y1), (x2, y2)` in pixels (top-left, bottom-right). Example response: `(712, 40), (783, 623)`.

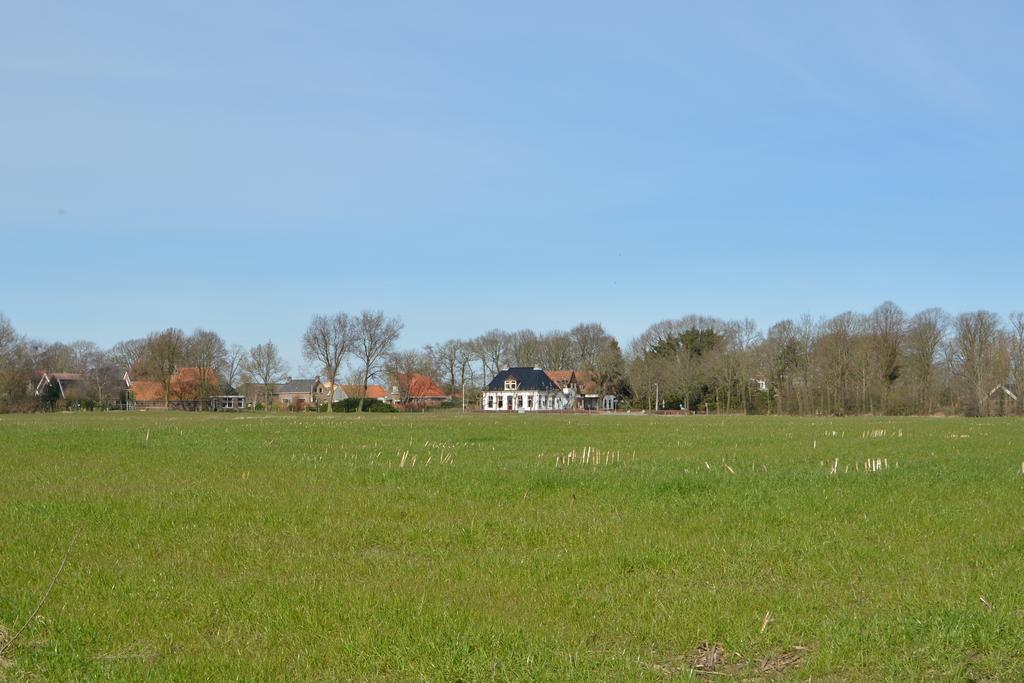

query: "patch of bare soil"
(652, 642), (813, 679)
(758, 646), (809, 674)
(692, 641), (727, 674)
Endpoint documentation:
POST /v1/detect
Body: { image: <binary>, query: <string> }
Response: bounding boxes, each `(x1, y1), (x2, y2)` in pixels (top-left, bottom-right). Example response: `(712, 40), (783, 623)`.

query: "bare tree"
(593, 338), (627, 401)
(109, 338), (147, 373)
(222, 344), (247, 394)
(764, 320), (803, 414)
(302, 313), (355, 412)
(0, 314), (15, 354)
(0, 314), (29, 409)
(66, 340), (102, 373)
(385, 349), (434, 406)
(1010, 312), (1024, 415)
(813, 312), (856, 415)
(950, 311), (1001, 416)
(538, 331), (575, 371)
(570, 323), (612, 369)
(472, 329), (510, 380)
(426, 339), (474, 394)
(38, 342), (75, 373)
(83, 355), (129, 409)
(508, 329), (542, 367)
(353, 311), (403, 412)
(185, 329), (227, 409)
(905, 309), (947, 414)
(244, 340), (289, 411)
(140, 328), (186, 408)
(869, 301), (906, 413)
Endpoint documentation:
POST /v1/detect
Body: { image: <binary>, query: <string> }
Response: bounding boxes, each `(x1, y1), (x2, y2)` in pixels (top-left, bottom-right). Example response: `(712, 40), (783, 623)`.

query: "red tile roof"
(340, 384), (388, 399)
(170, 367), (219, 400)
(545, 370), (576, 387)
(132, 368), (219, 402)
(131, 380), (164, 402)
(545, 369), (601, 394)
(576, 370), (601, 395)
(395, 373), (447, 399)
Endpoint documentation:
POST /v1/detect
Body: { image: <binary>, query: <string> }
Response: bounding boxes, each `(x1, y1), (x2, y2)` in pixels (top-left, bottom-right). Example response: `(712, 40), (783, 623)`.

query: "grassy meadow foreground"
(1, 412), (1023, 680)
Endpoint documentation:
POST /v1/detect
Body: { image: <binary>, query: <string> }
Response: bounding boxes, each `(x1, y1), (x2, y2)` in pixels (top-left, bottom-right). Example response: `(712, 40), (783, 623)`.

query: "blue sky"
(3, 2), (1022, 369)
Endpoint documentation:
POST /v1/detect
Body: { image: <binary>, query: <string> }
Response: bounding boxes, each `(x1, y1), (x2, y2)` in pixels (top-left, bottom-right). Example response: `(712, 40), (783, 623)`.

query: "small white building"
(482, 366), (571, 412)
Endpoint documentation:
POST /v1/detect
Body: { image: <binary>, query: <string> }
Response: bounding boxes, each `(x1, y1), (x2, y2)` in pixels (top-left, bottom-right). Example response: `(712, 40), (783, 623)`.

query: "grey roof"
(276, 378), (320, 394)
(486, 367), (559, 392)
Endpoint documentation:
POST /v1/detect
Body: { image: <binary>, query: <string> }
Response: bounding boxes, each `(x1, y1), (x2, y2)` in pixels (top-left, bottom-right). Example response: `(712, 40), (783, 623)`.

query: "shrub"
(324, 398), (397, 413)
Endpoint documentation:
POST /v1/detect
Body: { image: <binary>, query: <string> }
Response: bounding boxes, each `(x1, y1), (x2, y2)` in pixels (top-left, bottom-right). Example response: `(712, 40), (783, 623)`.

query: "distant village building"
(390, 373), (448, 408)
(130, 367), (220, 410)
(244, 382), (278, 409)
(211, 395), (246, 411)
(482, 367), (568, 412)
(546, 369), (617, 411)
(335, 384), (389, 402)
(986, 383), (1019, 416)
(482, 367), (620, 412)
(276, 378), (328, 410)
(35, 372), (87, 401)
(35, 369), (131, 408)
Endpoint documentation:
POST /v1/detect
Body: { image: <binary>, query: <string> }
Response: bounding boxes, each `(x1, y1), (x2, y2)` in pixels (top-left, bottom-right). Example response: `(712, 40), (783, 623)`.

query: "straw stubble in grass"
(1, 412), (1023, 679)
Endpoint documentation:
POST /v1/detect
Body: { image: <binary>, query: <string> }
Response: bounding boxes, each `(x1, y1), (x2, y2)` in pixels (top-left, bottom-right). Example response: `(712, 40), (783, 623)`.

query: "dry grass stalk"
(0, 528), (80, 659)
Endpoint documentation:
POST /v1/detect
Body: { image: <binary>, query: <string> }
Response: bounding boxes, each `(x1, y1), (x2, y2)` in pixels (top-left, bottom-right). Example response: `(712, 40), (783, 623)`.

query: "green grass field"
(2, 412), (1023, 680)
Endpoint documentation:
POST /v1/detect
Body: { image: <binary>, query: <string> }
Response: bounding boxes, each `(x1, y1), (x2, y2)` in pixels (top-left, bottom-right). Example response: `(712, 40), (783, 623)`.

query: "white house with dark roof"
(482, 366), (571, 412)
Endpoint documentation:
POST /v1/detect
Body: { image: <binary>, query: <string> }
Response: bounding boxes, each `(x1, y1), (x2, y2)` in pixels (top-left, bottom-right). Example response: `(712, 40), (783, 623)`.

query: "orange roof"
(131, 380), (164, 402)
(170, 367), (219, 400)
(173, 367), (219, 385)
(396, 373), (446, 399)
(132, 368), (219, 402)
(340, 384), (388, 399)
(545, 369), (601, 394)
(545, 370), (576, 387)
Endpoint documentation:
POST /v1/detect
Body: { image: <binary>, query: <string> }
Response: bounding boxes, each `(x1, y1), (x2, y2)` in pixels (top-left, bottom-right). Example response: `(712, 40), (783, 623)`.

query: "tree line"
(1, 302), (1022, 415)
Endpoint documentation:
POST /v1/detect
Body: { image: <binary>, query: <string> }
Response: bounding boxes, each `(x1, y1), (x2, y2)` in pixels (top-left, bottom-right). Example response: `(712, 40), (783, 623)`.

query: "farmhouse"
(986, 383), (1019, 416)
(35, 372), (88, 401)
(335, 384), (389, 402)
(35, 369), (132, 408)
(131, 367), (220, 410)
(276, 378), (329, 410)
(482, 366), (569, 412)
(390, 373), (448, 408)
(544, 369), (618, 411)
(544, 370), (614, 409)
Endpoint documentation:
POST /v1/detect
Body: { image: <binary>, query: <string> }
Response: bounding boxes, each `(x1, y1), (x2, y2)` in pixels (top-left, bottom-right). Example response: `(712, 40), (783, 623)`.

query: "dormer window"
(504, 379), (518, 391)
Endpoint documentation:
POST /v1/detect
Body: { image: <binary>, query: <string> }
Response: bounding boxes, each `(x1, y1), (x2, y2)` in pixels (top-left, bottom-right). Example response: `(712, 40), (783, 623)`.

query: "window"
(487, 395), (493, 408)
(504, 379), (518, 391)
(527, 395), (533, 408)
(498, 396), (504, 408)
